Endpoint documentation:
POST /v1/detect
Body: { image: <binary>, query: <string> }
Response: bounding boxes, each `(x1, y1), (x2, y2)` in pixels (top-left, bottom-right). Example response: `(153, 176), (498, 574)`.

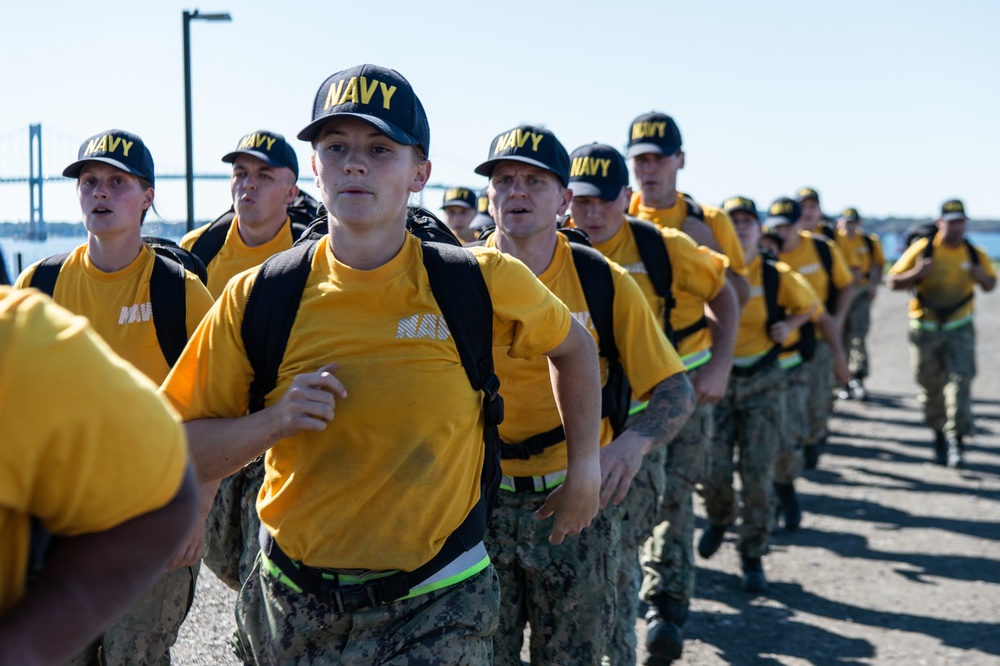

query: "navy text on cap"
(567, 143), (629, 201)
(63, 129), (155, 186)
(475, 125), (570, 186)
(941, 199), (967, 221)
(626, 112), (682, 159)
(442, 187), (477, 209)
(722, 195), (759, 220)
(297, 64), (430, 155)
(223, 131), (299, 178)
(764, 197), (802, 228)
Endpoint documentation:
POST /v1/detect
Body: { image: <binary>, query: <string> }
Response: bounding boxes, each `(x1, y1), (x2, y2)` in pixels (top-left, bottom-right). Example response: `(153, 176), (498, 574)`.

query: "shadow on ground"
(692, 568), (1000, 663)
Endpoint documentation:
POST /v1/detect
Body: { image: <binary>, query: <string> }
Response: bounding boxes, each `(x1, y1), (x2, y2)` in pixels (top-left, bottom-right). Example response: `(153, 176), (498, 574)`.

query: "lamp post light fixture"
(183, 9), (231, 232)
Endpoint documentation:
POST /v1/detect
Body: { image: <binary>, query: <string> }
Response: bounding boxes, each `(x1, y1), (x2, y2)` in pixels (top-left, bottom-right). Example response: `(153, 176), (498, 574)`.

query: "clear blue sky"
(1, 0), (998, 225)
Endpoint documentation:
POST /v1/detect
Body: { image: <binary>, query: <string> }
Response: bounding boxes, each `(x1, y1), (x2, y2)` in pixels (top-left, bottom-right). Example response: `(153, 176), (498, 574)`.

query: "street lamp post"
(183, 9), (231, 232)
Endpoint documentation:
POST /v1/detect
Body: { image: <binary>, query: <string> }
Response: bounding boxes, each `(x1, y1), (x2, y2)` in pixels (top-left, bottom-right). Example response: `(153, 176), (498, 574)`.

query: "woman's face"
(77, 162), (152, 237)
(311, 116), (430, 231)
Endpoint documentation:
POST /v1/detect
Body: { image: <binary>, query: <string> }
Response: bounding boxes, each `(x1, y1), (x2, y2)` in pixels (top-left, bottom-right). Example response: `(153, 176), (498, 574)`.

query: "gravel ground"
(173, 287), (1000, 665)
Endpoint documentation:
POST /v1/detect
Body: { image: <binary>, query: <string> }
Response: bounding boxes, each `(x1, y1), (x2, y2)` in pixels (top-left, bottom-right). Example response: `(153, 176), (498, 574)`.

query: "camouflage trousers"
(641, 397), (712, 607)
(486, 488), (620, 666)
(606, 446), (667, 666)
(909, 322), (976, 438)
(234, 556), (499, 665)
(701, 362), (785, 558)
(203, 460), (263, 591)
(843, 291), (873, 379)
(70, 563), (199, 665)
(775, 360), (809, 484)
(805, 338), (835, 444)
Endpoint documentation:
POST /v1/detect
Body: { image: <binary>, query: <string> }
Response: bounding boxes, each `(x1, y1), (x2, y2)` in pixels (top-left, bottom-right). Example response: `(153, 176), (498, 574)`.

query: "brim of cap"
(797, 194), (819, 203)
(222, 149), (298, 175)
(62, 157), (151, 183)
(442, 200), (475, 209)
(474, 156), (568, 186)
(839, 215), (860, 223)
(942, 213), (967, 222)
(625, 143), (677, 159)
(763, 216), (795, 229)
(726, 206), (759, 220)
(567, 180), (623, 201)
(297, 113), (420, 148)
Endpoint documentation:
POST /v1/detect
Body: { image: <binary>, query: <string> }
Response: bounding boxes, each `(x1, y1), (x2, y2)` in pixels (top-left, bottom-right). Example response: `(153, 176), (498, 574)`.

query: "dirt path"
(174, 287), (1000, 665)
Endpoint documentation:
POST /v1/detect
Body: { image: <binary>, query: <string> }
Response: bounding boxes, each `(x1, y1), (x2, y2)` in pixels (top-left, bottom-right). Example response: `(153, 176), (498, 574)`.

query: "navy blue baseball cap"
(63, 129), (155, 186)
(567, 143), (629, 201)
(298, 64), (430, 155)
(626, 112), (683, 159)
(941, 199), (967, 222)
(442, 187), (477, 209)
(475, 125), (570, 186)
(223, 130), (299, 178)
(796, 187), (820, 204)
(722, 195), (759, 221)
(764, 197), (802, 228)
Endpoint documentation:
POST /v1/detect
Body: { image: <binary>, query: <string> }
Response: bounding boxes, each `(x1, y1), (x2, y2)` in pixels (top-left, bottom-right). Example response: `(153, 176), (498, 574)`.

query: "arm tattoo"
(628, 372), (696, 448)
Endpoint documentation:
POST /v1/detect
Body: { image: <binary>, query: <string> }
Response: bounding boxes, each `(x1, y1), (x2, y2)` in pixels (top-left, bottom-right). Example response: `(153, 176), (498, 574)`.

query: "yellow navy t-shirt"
(181, 215), (296, 299)
(486, 233), (686, 477)
(162, 233), (571, 571)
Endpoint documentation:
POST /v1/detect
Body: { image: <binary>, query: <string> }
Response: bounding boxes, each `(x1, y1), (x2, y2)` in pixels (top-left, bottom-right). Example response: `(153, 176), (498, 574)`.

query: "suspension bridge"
(0, 124), (456, 240)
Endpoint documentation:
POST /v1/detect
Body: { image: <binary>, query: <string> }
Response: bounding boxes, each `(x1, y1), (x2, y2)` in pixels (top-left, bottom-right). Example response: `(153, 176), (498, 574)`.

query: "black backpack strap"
(501, 241), (630, 459)
(144, 235), (209, 286)
(735, 257), (782, 377)
(965, 239), (980, 267)
(421, 242), (502, 545)
(569, 244), (630, 435)
(813, 236), (839, 313)
(682, 193), (704, 222)
(861, 234), (876, 280)
(149, 252), (190, 368)
(189, 211), (236, 268)
(628, 218), (675, 341)
(242, 241), (318, 413)
(28, 253), (71, 296)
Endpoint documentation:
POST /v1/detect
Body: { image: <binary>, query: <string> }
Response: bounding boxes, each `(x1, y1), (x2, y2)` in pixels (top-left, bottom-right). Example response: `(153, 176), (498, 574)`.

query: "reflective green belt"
(779, 352), (803, 370)
(681, 349), (712, 372)
(261, 541), (490, 602)
(911, 314), (972, 332)
(500, 469), (566, 493)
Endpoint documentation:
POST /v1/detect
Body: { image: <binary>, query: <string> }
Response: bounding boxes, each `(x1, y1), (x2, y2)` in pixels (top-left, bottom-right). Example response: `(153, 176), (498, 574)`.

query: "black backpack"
(473, 226), (631, 460)
(189, 190), (324, 268)
(240, 205), (503, 601)
(903, 224), (981, 321)
(28, 237), (204, 368)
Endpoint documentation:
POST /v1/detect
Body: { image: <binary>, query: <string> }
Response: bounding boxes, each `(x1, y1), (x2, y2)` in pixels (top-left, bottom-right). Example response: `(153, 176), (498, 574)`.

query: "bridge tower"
(28, 123), (45, 240)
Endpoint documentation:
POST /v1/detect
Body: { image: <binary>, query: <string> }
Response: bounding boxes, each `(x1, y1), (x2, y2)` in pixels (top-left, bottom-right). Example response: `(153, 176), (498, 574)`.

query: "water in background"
(1, 222), (182, 282)
(3, 228), (1000, 284)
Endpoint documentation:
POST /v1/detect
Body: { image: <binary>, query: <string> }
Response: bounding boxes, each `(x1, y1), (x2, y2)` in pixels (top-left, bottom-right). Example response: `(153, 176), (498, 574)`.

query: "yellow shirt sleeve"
(0, 288), (188, 611)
